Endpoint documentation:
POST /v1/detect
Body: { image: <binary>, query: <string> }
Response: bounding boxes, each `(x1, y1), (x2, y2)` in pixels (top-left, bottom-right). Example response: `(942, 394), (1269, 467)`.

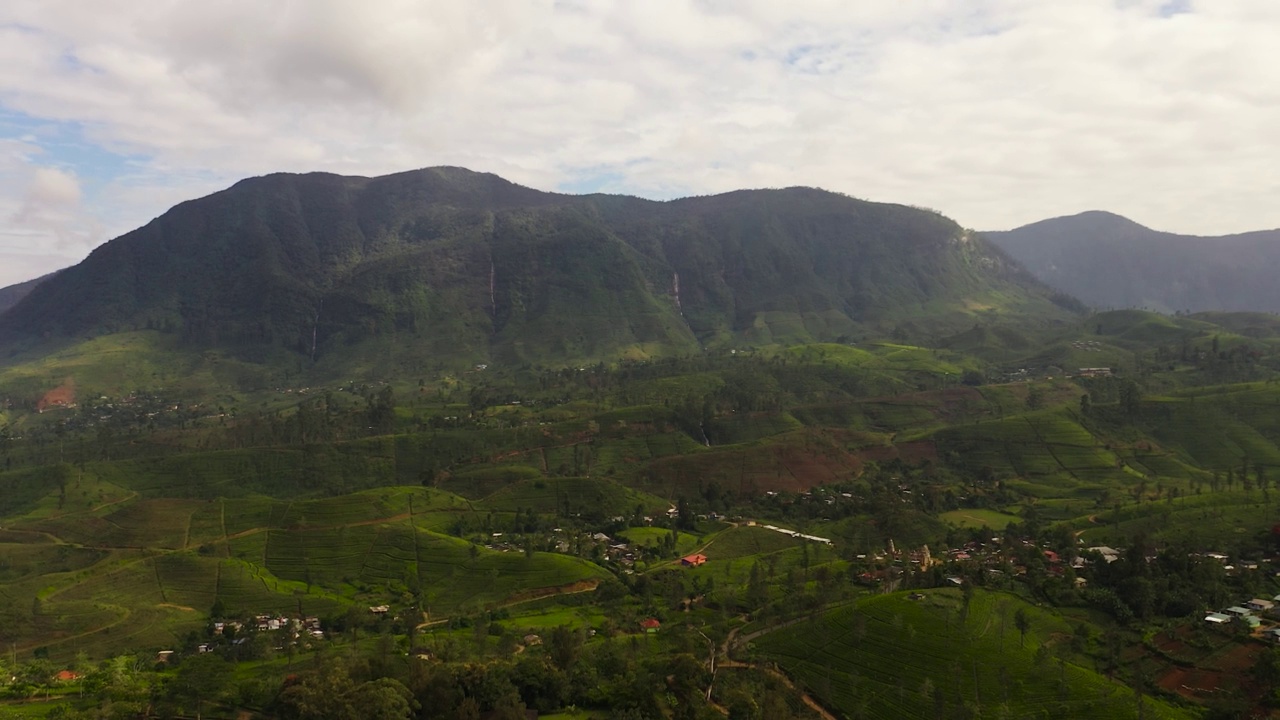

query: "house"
(681, 554), (708, 567)
(1204, 612), (1231, 625)
(156, 650), (175, 663)
(1086, 546), (1120, 564)
(1226, 606), (1253, 618)
(640, 618), (661, 633)
(523, 634), (542, 646)
(54, 670), (80, 682)
(1077, 368), (1113, 378)
(1248, 599), (1275, 613)
(1267, 628), (1280, 643)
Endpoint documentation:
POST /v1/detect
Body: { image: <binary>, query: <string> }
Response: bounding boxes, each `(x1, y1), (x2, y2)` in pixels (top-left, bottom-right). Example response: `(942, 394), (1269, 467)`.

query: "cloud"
(17, 166), (80, 211)
(0, 0), (1279, 288)
(9, 165), (100, 253)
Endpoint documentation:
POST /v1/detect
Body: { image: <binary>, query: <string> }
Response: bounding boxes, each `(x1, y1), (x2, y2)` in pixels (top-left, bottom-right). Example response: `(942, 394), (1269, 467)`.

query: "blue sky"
(1, 0), (1278, 287)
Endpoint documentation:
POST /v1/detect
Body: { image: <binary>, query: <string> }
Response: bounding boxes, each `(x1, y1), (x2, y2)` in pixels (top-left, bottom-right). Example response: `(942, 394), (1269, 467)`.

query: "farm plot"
(618, 527), (703, 556)
(356, 524), (420, 587)
(220, 496), (279, 537)
(1079, 490), (1276, 546)
(754, 589), (1195, 720)
(264, 525), (377, 588)
(1149, 404), (1280, 470)
(412, 530), (607, 612)
(53, 558), (166, 608)
(186, 500), (228, 547)
(24, 498), (199, 549)
(703, 526), (803, 561)
(938, 509), (1021, 530)
(12, 470), (133, 521)
(478, 476), (661, 516)
(591, 431), (707, 478)
(154, 553), (219, 610)
(0, 543), (107, 583)
(213, 560), (347, 617)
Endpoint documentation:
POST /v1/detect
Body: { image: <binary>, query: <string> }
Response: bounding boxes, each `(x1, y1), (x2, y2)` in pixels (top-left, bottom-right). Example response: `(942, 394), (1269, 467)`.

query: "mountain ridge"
(0, 271), (59, 316)
(984, 211), (1280, 314)
(0, 167), (1078, 373)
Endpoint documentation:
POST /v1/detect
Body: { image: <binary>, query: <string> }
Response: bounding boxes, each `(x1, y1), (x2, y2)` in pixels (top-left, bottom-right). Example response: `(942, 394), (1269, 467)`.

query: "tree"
(1119, 380), (1141, 418)
(547, 625), (583, 672)
(367, 386), (396, 434)
(170, 653), (232, 719)
(745, 562), (768, 609)
(346, 678), (418, 720)
(1014, 608), (1031, 648)
(1026, 386), (1045, 411)
(276, 661), (357, 719)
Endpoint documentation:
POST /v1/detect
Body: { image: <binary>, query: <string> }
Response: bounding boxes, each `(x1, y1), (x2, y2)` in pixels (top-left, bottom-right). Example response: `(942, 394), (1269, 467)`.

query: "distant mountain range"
(0, 167), (1075, 370)
(984, 211), (1280, 314)
(0, 272), (57, 316)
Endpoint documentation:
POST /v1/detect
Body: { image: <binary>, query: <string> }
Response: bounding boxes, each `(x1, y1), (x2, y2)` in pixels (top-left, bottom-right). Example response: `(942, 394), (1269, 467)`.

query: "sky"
(1, 0), (1278, 287)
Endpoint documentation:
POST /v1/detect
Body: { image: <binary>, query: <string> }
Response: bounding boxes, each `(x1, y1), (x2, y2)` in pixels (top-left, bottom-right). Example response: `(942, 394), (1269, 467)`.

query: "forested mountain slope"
(0, 167), (1077, 371)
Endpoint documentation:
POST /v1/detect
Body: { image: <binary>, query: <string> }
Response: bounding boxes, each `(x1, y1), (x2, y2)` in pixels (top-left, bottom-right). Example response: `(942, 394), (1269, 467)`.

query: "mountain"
(0, 167), (1078, 371)
(0, 272), (58, 316)
(984, 211), (1280, 313)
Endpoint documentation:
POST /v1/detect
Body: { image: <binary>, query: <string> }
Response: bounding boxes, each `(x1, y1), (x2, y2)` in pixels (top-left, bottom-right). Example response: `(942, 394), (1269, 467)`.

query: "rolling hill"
(0, 167), (1079, 378)
(985, 211), (1280, 314)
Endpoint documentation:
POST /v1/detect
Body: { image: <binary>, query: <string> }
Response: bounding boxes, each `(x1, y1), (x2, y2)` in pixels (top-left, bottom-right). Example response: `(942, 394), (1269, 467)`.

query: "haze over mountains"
(0, 273), (56, 316)
(0, 167), (1072, 370)
(985, 211), (1280, 314)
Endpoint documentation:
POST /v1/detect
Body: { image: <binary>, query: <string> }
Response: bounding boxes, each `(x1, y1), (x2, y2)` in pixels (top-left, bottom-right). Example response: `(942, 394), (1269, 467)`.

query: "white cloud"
(9, 165), (99, 253)
(0, 0), (1278, 288)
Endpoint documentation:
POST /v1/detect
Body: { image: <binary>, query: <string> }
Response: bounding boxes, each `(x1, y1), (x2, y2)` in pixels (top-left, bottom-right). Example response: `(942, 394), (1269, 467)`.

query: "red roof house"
(640, 618), (661, 632)
(55, 670), (80, 682)
(680, 554), (708, 567)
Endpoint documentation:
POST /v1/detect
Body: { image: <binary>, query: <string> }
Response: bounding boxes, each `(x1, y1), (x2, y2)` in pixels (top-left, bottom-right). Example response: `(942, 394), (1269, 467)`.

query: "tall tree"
(1014, 608), (1031, 648)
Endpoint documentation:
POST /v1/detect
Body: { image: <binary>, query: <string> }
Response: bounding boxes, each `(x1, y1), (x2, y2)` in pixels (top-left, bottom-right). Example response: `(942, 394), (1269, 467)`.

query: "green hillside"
(8, 227), (1280, 716)
(0, 168), (1078, 393)
(754, 589), (1194, 719)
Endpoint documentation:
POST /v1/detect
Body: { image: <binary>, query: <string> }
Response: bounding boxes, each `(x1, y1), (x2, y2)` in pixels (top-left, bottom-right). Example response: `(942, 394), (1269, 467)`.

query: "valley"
(0, 171), (1278, 718)
(2, 303), (1280, 717)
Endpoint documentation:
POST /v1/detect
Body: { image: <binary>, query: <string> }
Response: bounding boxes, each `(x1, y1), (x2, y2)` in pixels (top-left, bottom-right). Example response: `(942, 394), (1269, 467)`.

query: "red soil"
(37, 377), (76, 412)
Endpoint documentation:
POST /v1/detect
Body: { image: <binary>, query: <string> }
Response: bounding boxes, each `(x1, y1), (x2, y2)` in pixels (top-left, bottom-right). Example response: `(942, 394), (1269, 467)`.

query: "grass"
(617, 527), (702, 556)
(503, 605), (605, 632)
(938, 508), (1022, 530)
(702, 526), (803, 561)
